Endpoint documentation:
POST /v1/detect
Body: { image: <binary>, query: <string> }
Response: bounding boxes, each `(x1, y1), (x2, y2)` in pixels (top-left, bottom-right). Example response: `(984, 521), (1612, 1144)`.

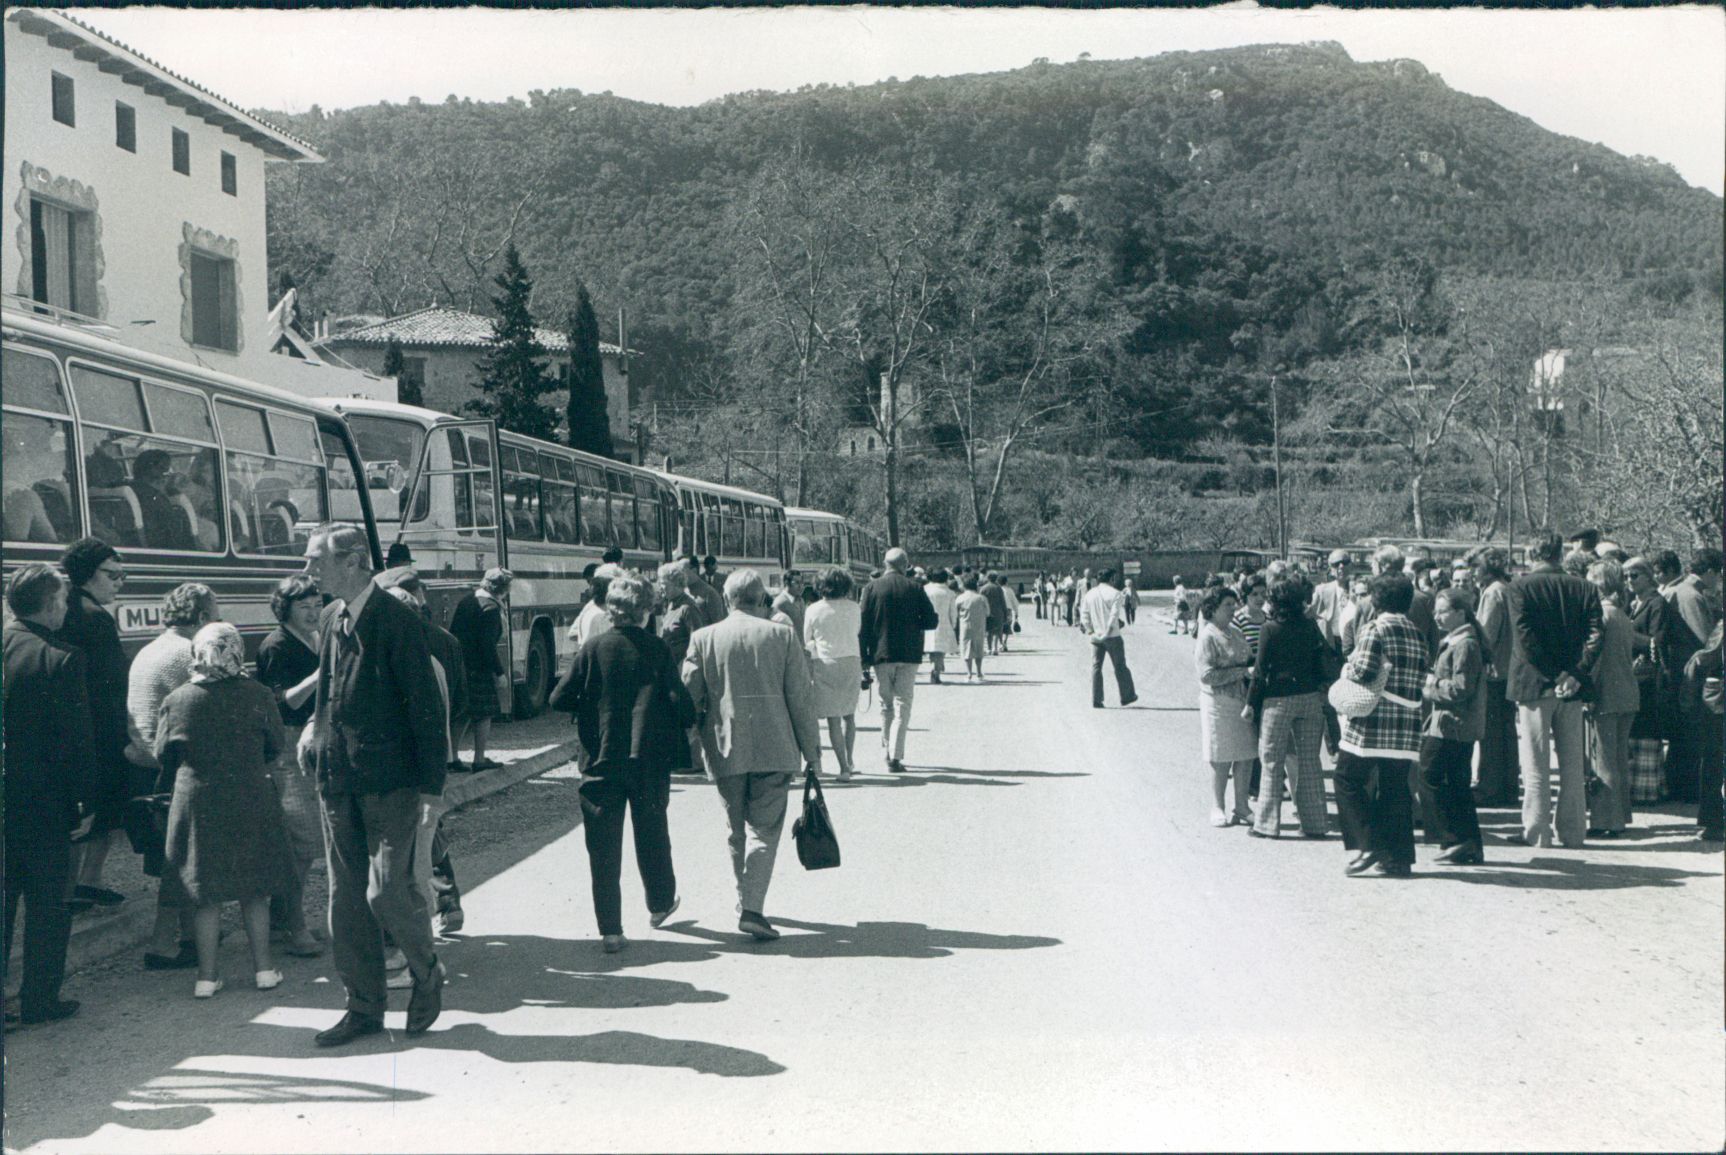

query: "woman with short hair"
(450, 568), (513, 772)
(954, 574), (991, 682)
(255, 574), (327, 955)
(804, 568), (863, 781)
(1196, 587), (1256, 827)
(549, 574), (697, 953)
(923, 567), (959, 686)
(1247, 575), (1330, 838)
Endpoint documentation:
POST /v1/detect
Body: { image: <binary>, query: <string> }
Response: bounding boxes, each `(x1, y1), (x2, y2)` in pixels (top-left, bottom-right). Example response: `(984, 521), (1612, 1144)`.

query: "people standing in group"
(551, 573), (695, 952)
(153, 623), (295, 998)
(1081, 568), (1138, 710)
(56, 538), (133, 914)
(682, 569), (822, 941)
(127, 584), (239, 969)
(1246, 575), (1329, 839)
(449, 567), (513, 773)
(4, 564), (96, 1026)
(981, 572), (1012, 656)
(858, 548), (939, 773)
(1418, 587), (1487, 865)
(1471, 548), (1520, 809)
(300, 523), (448, 1048)
(1333, 573), (1429, 877)
(803, 568), (864, 781)
(1583, 561), (1639, 839)
(922, 568), (959, 686)
(953, 574), (991, 683)
(1233, 573), (1269, 657)
(1506, 531), (1603, 850)
(254, 576), (328, 958)
(1195, 587), (1256, 828)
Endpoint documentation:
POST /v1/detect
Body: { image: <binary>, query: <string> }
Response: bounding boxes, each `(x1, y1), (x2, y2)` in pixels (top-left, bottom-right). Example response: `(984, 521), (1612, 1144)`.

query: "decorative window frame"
(12, 161), (107, 319)
(178, 222), (244, 354)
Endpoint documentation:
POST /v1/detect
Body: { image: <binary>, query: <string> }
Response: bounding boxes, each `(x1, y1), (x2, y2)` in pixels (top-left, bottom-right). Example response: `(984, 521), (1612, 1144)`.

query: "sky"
(67, 4), (1725, 196)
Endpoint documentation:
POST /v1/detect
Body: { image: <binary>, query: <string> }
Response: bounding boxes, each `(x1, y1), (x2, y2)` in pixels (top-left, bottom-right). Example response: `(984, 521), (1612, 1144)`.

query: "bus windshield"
(346, 414), (425, 521)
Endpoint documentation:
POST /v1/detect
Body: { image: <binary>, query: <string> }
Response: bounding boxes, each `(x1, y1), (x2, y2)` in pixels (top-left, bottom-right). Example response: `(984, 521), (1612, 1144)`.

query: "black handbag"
(123, 793), (172, 878)
(792, 768), (841, 870)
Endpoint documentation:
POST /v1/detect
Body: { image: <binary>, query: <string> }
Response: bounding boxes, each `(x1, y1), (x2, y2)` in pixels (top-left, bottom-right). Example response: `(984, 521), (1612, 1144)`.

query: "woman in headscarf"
(154, 623), (295, 998)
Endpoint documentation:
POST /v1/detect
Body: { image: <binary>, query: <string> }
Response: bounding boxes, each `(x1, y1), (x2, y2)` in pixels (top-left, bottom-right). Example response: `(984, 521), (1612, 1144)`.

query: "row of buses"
(1, 305), (885, 717)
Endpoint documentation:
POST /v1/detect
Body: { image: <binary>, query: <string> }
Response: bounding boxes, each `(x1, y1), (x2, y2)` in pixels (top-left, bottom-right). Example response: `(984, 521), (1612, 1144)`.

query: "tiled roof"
(9, 10), (320, 163)
(321, 305), (624, 355)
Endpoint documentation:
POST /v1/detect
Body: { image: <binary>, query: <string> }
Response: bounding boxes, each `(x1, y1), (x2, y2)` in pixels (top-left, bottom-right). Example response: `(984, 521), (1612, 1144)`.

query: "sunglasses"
(96, 566), (127, 581)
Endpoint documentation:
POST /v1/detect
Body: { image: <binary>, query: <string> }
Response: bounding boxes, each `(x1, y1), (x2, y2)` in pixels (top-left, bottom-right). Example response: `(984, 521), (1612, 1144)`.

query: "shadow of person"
(1414, 855), (1718, 890)
(667, 917), (1062, 961)
(410, 1022), (785, 1077)
(437, 934), (727, 1012)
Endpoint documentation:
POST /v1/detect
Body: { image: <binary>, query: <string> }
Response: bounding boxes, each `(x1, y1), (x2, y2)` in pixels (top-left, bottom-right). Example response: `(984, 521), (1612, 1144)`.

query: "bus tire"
(515, 624), (555, 719)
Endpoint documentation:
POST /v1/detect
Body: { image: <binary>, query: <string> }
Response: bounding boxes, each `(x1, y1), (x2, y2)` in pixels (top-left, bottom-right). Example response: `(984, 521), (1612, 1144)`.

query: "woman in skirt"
(803, 568), (864, 780)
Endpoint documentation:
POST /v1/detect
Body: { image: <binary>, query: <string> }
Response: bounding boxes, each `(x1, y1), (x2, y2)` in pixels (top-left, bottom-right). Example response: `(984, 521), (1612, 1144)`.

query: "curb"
(43, 737), (584, 984)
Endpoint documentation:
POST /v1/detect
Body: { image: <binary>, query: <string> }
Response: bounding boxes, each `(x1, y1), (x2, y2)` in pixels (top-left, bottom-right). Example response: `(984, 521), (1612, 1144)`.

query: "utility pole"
(1270, 371), (1287, 560)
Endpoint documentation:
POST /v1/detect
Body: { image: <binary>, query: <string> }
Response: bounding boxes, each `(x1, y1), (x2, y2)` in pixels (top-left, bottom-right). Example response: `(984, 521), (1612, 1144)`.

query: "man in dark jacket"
(301, 524), (449, 1047)
(1506, 531), (1605, 849)
(858, 547), (939, 773)
(4, 564), (96, 1026)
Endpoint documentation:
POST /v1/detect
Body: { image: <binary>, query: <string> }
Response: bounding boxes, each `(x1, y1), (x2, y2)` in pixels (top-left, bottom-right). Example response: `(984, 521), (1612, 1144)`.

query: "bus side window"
(635, 477), (662, 553)
(2, 348), (82, 545)
(74, 366), (220, 553)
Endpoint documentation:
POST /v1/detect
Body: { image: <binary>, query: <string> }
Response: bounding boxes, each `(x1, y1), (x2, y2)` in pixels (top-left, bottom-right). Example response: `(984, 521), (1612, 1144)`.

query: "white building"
(2, 9), (389, 400)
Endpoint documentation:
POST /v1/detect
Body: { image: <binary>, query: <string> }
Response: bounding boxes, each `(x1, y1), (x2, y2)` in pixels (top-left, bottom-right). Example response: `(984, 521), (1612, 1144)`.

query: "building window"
(189, 250), (238, 351)
(51, 72), (75, 126)
(172, 128), (190, 175)
(220, 152), (236, 196)
(115, 103), (136, 152)
(28, 198), (97, 316)
(400, 355), (427, 393)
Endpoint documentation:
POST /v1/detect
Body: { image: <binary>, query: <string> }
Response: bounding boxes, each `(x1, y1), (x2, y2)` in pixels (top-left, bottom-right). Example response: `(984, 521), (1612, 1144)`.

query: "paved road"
(6, 610), (1722, 1152)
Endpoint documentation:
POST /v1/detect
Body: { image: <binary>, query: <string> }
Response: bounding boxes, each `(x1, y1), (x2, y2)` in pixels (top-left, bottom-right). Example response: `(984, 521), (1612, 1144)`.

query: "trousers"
(1333, 750), (1417, 866)
(715, 771), (790, 915)
(1090, 636), (1137, 707)
(1254, 692), (1328, 836)
(269, 726), (324, 933)
(322, 788), (435, 1018)
(1474, 682), (1519, 806)
(4, 818), (72, 1015)
(875, 662), (917, 763)
(579, 763), (676, 935)
(1518, 697), (1588, 847)
(1419, 736), (1482, 848)
(1587, 711), (1634, 833)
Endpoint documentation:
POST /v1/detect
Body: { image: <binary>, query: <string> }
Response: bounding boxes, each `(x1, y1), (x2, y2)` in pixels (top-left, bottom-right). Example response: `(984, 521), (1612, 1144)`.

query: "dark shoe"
(1370, 861), (1413, 878)
(144, 942), (200, 970)
(1699, 827), (1724, 844)
(74, 885), (126, 907)
(471, 757), (504, 772)
(65, 897), (95, 915)
(1345, 851), (1382, 877)
(888, 760), (906, 774)
(1246, 829), (1276, 840)
(738, 911), (779, 941)
(1434, 842), (1485, 865)
(1093, 702), (1104, 709)
(1121, 694), (1139, 707)
(18, 999), (80, 1025)
(448, 760), (473, 774)
(649, 896), (681, 929)
(406, 957), (447, 1036)
(314, 1011), (384, 1048)
(1500, 833), (1531, 846)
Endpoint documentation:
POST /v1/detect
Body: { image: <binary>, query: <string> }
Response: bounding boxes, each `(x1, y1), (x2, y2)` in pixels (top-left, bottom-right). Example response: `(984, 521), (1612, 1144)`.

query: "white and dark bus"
(787, 507), (884, 592)
(2, 304), (381, 657)
(657, 472), (791, 593)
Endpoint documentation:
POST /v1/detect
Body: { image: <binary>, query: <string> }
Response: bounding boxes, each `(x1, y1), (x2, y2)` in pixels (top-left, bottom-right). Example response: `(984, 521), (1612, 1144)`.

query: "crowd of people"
(1183, 533), (1724, 878)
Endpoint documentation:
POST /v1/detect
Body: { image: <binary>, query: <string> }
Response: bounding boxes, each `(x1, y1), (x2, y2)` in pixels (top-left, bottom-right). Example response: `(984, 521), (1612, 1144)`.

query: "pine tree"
(466, 245), (558, 439)
(565, 281), (615, 457)
(382, 336), (422, 407)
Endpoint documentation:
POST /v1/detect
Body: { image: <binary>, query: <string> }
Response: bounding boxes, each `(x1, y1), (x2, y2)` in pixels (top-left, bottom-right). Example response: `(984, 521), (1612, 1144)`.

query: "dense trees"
(564, 283), (614, 457)
(466, 246), (558, 441)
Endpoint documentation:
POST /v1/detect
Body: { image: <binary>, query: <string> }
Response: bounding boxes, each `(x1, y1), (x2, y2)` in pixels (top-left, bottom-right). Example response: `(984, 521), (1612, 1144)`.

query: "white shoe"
(386, 968), (415, 990)
(254, 969), (283, 991)
(649, 896), (681, 929)
(1210, 808), (1232, 828)
(193, 978), (224, 999)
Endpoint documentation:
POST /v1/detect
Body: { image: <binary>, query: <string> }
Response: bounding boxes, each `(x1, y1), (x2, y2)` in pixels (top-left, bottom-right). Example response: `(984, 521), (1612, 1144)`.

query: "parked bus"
(655, 472), (790, 592)
(1290, 538), (1534, 574)
(786, 507), (885, 592)
(2, 304), (381, 658)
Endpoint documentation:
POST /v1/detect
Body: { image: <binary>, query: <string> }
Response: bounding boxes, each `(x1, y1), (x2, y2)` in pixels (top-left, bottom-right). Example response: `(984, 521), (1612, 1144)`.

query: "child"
(1172, 576), (1192, 636)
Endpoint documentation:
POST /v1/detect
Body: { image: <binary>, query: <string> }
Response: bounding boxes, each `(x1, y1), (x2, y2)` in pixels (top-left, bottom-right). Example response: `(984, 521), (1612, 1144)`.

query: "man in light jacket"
(682, 569), (822, 941)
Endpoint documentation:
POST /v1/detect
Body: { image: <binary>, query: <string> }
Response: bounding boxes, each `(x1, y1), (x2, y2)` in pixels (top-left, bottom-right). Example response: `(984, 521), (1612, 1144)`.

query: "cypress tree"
(564, 281), (614, 457)
(467, 245), (558, 440)
(382, 336), (421, 407)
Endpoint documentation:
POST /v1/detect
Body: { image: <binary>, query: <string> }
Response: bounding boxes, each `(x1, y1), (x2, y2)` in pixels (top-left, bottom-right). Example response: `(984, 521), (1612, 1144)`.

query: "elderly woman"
(255, 575), (327, 956)
(154, 623), (295, 997)
(1247, 575), (1330, 839)
(450, 567), (513, 772)
(1334, 574), (1430, 878)
(923, 568), (959, 685)
(1585, 560), (1639, 838)
(549, 574), (697, 953)
(804, 568), (863, 781)
(1196, 587), (1256, 827)
(1419, 586), (1488, 864)
(954, 574), (991, 682)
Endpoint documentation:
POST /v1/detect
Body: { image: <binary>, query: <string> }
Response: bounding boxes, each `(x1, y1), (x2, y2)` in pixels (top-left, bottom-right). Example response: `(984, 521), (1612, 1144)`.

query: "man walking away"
(682, 570), (822, 941)
(300, 524), (449, 1047)
(858, 548), (939, 773)
(1082, 568), (1139, 709)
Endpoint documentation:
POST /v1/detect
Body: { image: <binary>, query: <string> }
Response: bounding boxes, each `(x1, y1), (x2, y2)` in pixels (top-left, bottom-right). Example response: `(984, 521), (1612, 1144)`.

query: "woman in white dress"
(923, 568), (959, 685)
(803, 568), (863, 781)
(1195, 586), (1258, 826)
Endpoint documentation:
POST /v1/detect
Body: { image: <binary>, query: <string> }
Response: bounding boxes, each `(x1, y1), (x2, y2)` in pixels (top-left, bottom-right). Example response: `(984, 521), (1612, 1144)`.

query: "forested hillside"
(263, 42), (1724, 549)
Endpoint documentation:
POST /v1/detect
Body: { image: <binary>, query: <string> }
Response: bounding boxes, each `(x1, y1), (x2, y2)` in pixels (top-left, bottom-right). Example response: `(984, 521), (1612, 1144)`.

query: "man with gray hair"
(1372, 543), (1438, 657)
(682, 569), (822, 940)
(858, 547), (939, 773)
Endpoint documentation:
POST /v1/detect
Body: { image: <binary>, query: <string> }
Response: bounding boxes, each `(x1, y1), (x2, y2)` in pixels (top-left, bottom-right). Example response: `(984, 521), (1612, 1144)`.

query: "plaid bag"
(1628, 738), (1664, 803)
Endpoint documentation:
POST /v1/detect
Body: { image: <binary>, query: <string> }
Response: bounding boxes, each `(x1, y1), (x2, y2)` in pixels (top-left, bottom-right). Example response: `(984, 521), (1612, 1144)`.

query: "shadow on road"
(663, 917), (1062, 962)
(1415, 855), (1718, 889)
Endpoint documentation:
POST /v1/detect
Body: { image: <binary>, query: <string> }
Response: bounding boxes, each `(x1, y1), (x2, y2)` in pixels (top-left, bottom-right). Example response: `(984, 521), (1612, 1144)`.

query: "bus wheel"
(515, 626), (554, 719)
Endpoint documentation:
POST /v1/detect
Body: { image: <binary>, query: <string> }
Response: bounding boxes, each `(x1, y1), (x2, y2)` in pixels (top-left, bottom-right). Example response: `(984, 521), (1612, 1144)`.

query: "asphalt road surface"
(5, 607), (1721, 1152)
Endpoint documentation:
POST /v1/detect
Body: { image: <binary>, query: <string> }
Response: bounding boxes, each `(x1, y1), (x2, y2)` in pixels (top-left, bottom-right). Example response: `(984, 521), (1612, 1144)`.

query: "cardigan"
(1247, 615), (1329, 714)
(550, 624), (695, 773)
(1423, 625), (1486, 742)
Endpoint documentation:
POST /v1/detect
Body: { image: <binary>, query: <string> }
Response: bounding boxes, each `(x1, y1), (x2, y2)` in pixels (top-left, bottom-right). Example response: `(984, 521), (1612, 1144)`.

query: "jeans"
(1333, 750), (1417, 866)
(579, 763), (676, 935)
(322, 788), (436, 1018)
(715, 771), (790, 915)
(875, 662), (917, 763)
(1090, 635), (1137, 707)
(1517, 696), (1588, 847)
(1419, 736), (1482, 848)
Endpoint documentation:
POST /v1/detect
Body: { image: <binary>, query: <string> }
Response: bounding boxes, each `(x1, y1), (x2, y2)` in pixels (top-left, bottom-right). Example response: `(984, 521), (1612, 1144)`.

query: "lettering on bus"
(118, 602), (163, 634)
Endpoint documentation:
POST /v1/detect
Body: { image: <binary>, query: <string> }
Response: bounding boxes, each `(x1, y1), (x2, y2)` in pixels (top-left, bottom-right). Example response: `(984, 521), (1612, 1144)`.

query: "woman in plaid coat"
(1335, 574), (1430, 877)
